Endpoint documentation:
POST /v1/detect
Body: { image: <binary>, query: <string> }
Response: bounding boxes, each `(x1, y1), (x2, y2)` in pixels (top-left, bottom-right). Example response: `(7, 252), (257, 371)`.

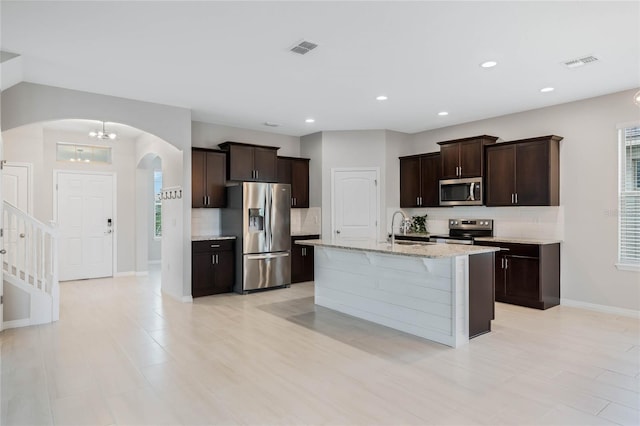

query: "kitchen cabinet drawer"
(475, 241), (559, 309)
(219, 142), (279, 182)
(192, 239), (234, 253)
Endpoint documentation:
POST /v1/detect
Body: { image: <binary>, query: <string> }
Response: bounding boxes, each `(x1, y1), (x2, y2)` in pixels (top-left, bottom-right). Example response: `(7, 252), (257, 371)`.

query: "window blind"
(619, 126), (640, 265)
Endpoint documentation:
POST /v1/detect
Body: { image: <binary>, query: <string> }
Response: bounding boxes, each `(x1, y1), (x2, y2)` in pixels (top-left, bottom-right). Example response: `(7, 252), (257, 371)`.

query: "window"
(154, 170), (162, 238)
(618, 126), (640, 268)
(56, 142), (112, 164)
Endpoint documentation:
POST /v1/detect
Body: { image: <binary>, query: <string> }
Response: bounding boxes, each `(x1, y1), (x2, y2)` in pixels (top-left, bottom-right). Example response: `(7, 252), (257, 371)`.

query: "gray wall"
(191, 121), (300, 156)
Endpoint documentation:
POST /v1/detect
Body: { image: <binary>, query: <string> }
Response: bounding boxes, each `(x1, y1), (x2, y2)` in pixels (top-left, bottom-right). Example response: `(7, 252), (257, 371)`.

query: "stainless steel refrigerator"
(221, 182), (291, 293)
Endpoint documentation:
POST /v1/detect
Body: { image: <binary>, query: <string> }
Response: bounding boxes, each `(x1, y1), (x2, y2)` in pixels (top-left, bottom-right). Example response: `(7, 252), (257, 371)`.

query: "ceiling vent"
(563, 55), (599, 69)
(290, 40), (318, 55)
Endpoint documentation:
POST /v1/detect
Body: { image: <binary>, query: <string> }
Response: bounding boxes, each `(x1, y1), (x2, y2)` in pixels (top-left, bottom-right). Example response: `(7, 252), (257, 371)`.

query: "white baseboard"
(561, 298), (640, 318)
(114, 271), (135, 277)
(135, 271), (149, 276)
(148, 260), (161, 265)
(181, 295), (193, 303)
(3, 318), (31, 329)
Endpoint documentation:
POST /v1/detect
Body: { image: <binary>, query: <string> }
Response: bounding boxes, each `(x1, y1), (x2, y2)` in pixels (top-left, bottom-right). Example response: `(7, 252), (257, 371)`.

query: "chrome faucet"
(390, 210), (409, 248)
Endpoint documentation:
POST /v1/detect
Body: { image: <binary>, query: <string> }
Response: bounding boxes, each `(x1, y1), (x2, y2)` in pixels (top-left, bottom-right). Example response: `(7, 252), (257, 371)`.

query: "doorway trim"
(53, 170), (118, 277)
(330, 167), (380, 240)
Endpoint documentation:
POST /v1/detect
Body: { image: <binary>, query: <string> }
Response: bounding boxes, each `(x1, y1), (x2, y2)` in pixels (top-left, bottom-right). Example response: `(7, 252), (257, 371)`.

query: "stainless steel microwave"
(439, 177), (483, 206)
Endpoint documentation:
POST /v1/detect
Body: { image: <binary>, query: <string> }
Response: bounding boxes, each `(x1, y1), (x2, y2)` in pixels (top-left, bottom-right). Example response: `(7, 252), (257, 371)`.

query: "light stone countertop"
(297, 239), (499, 259)
(291, 232), (321, 237)
(474, 236), (562, 245)
(191, 235), (237, 241)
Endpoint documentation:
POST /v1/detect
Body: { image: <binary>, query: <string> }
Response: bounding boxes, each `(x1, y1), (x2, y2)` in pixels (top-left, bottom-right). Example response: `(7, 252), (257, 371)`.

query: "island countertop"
(297, 238), (499, 258)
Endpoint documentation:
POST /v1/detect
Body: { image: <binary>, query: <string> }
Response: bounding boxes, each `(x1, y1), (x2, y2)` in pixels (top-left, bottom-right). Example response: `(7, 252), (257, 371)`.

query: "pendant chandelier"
(89, 121), (117, 140)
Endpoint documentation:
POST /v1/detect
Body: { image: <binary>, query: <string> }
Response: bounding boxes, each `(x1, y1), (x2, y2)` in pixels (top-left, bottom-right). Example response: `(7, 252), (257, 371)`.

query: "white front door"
(56, 172), (114, 281)
(332, 168), (379, 240)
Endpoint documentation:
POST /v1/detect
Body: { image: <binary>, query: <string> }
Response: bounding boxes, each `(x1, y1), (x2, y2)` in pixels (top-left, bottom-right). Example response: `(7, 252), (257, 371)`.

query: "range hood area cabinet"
(399, 152), (441, 207)
(218, 142), (279, 182)
(438, 135), (499, 179)
(192, 149), (226, 208)
(277, 156), (310, 208)
(485, 135), (562, 206)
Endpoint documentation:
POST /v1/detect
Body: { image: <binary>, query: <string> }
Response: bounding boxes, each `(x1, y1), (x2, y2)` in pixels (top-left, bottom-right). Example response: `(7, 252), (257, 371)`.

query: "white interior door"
(57, 172), (114, 281)
(3, 163), (32, 271)
(332, 169), (379, 240)
(3, 163), (31, 213)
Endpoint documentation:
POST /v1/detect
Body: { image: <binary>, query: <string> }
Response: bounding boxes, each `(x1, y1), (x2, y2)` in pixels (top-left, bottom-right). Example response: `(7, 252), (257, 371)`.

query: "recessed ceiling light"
(437, 111), (449, 116)
(376, 95), (388, 101)
(540, 87), (555, 93)
(480, 61), (497, 68)
(305, 118), (315, 123)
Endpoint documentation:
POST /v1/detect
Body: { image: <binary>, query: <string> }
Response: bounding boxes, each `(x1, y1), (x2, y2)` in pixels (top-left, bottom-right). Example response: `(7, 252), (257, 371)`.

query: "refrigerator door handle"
(265, 184), (272, 252)
(246, 252), (289, 260)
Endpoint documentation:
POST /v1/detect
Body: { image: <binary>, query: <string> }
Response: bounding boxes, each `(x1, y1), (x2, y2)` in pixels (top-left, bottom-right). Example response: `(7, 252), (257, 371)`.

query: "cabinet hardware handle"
(501, 258), (504, 268)
(505, 258), (508, 269)
(210, 244), (220, 248)
(511, 193), (514, 204)
(216, 254), (219, 264)
(515, 193), (518, 204)
(302, 247), (305, 256)
(212, 254), (215, 264)
(416, 197), (419, 206)
(420, 197), (423, 205)
(256, 170), (259, 180)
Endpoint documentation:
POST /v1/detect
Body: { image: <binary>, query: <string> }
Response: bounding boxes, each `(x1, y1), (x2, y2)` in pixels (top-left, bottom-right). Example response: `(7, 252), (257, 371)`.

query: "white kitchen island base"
(313, 246), (471, 348)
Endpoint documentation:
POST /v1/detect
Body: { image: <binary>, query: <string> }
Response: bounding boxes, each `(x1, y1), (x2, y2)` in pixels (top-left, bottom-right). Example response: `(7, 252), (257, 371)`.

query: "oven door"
(439, 178), (483, 206)
(430, 237), (474, 245)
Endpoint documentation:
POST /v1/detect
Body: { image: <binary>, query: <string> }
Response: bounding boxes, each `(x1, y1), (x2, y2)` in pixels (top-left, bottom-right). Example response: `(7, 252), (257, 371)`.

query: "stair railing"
(3, 201), (59, 321)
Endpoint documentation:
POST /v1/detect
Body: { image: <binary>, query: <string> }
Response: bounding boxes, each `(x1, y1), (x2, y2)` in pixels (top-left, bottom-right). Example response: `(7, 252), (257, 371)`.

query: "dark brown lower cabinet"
(291, 235), (319, 283)
(192, 239), (235, 297)
(475, 241), (560, 309)
(469, 252), (495, 339)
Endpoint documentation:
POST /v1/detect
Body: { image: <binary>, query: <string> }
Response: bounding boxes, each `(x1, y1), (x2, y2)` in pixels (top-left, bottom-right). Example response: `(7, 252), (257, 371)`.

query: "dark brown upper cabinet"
(399, 152), (441, 207)
(438, 135), (498, 179)
(218, 142), (279, 182)
(192, 149), (226, 208)
(277, 156), (310, 208)
(485, 135), (561, 207)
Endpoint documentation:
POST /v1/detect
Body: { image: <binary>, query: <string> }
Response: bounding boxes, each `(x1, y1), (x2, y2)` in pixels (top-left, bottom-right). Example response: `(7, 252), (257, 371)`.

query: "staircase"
(3, 201), (59, 328)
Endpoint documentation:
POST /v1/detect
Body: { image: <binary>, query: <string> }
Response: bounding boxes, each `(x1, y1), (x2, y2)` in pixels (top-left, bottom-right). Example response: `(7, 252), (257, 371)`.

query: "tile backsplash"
(388, 206), (564, 240)
(291, 207), (322, 235)
(193, 207), (321, 237)
(191, 208), (221, 236)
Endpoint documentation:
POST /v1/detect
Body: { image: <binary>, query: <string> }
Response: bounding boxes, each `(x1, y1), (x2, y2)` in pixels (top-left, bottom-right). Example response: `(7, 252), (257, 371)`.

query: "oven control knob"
(450, 221), (454, 225)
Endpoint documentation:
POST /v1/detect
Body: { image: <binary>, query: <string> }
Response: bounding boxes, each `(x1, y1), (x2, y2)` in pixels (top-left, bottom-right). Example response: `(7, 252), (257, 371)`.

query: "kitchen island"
(296, 239), (500, 348)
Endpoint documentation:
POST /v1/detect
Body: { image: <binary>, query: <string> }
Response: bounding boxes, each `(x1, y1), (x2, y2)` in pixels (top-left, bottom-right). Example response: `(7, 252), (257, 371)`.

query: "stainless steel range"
(429, 219), (493, 245)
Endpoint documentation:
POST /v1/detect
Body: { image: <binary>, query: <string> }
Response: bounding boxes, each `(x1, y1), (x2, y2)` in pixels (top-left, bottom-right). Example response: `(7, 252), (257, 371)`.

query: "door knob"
(0, 249), (6, 255)
(336, 230), (341, 234)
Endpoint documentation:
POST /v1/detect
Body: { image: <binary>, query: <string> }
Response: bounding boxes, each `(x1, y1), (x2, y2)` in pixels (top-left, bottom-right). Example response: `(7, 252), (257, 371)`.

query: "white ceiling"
(2, 1), (639, 137)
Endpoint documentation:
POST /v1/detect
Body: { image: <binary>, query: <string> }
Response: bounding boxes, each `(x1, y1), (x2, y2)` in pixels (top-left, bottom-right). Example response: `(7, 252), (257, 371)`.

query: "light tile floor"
(1, 269), (639, 425)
